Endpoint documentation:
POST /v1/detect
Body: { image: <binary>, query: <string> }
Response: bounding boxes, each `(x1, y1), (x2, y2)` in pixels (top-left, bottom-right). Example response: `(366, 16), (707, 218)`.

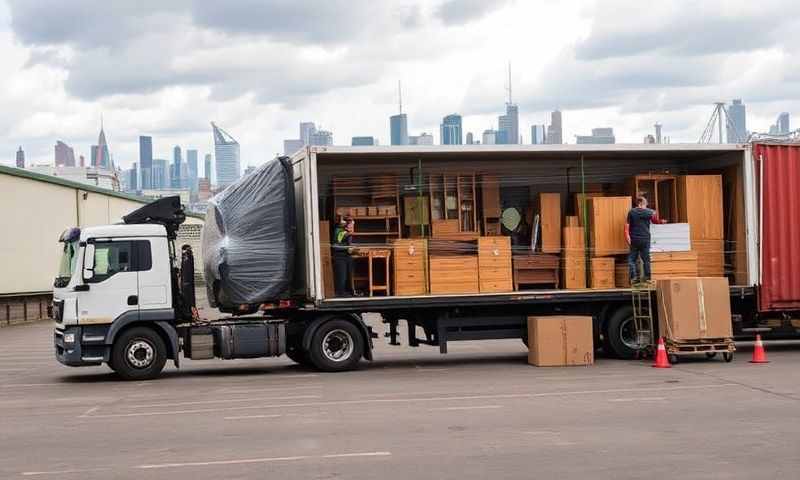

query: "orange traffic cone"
(749, 334), (769, 363)
(653, 337), (671, 368)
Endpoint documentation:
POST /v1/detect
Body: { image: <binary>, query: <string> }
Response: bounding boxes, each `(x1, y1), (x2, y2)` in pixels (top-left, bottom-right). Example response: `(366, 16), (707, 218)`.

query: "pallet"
(665, 337), (736, 363)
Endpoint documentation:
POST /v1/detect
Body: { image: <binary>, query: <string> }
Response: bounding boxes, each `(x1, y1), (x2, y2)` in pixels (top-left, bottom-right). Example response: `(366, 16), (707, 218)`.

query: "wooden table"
(512, 253), (560, 290)
(352, 248), (392, 296)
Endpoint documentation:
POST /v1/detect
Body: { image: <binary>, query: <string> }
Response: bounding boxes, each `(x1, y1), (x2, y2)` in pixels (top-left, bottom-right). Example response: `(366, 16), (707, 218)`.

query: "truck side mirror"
(83, 244), (95, 280)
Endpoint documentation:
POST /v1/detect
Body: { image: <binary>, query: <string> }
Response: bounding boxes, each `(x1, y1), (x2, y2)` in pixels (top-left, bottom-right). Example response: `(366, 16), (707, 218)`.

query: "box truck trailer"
(51, 143), (800, 379)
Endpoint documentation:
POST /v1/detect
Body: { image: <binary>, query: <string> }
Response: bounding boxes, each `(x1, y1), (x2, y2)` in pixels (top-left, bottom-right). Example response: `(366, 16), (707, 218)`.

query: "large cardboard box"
(527, 316), (594, 366)
(656, 277), (733, 341)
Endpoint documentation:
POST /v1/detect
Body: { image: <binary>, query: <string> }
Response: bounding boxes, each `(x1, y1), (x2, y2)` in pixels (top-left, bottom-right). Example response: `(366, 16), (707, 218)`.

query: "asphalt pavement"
(1, 320), (799, 479)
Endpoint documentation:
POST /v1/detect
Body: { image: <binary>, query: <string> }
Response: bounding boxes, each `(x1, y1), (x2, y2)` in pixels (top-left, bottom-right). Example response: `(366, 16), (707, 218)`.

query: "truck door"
(135, 238), (171, 312)
(78, 239), (144, 325)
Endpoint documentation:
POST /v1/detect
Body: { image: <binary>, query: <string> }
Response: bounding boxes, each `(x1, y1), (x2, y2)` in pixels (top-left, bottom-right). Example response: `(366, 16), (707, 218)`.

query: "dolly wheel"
(723, 352), (734, 363)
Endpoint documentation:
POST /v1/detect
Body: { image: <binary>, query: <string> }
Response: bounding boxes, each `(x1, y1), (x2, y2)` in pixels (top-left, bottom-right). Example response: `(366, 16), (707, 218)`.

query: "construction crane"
(699, 102), (746, 144)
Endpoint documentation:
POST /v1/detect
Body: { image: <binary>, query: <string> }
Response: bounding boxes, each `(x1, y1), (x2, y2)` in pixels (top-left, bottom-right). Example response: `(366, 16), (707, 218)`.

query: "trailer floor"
(2, 319), (799, 480)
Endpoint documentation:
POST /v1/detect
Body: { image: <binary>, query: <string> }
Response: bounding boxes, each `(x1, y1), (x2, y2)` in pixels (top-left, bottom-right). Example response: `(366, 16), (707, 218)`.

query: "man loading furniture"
(332, 216), (355, 297)
(625, 196), (666, 286)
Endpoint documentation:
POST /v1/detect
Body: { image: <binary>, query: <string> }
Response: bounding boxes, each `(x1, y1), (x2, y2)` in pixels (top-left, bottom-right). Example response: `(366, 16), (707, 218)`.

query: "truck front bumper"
(54, 325), (110, 367)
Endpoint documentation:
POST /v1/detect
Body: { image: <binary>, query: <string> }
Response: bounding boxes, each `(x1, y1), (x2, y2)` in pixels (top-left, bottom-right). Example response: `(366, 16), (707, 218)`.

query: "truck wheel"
(605, 306), (639, 360)
(110, 327), (167, 380)
(308, 319), (364, 372)
(285, 345), (311, 367)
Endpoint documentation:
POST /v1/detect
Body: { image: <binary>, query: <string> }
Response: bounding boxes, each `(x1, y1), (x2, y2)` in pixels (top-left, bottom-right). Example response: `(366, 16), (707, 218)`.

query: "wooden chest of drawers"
(429, 256), (479, 294)
(478, 237), (512, 293)
(391, 239), (428, 296)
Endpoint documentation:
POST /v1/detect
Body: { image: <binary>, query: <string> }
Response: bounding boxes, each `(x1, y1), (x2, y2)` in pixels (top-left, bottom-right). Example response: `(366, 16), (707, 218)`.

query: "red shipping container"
(754, 143), (800, 312)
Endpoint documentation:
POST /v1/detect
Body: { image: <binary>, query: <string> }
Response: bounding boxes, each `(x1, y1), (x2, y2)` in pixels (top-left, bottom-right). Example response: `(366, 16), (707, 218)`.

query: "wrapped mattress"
(202, 157), (295, 307)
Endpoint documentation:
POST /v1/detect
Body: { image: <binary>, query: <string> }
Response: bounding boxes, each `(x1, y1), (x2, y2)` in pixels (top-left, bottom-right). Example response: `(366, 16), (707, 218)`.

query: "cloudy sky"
(1, 0), (798, 174)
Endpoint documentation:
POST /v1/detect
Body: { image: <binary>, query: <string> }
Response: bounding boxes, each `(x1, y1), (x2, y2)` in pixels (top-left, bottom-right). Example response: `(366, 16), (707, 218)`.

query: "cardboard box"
(527, 316), (594, 366)
(656, 277), (733, 341)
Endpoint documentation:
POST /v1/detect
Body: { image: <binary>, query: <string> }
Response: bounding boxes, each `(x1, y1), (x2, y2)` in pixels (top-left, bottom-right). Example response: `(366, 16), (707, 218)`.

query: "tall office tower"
(283, 139), (304, 155)
(576, 127), (616, 144)
(16, 146), (25, 168)
(482, 129), (497, 145)
(390, 114), (409, 145)
(187, 149), (198, 193)
(466, 132), (474, 145)
(654, 123), (663, 144)
(530, 125), (546, 144)
(204, 154), (212, 181)
(54, 141), (76, 167)
(138, 136), (153, 189)
(352, 136), (377, 146)
(776, 112), (790, 134)
(126, 162), (138, 192)
(440, 114), (463, 145)
(300, 122), (316, 144)
(725, 100), (747, 142)
(309, 129), (333, 146)
(152, 159), (169, 189)
(212, 122), (241, 188)
(546, 110), (563, 144)
(172, 146), (182, 188)
(498, 104), (519, 144)
(91, 120), (111, 169)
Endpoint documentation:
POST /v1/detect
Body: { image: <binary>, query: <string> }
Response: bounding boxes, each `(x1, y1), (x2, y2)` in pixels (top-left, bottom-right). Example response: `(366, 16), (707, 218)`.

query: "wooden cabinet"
(332, 175), (401, 243)
(429, 173), (479, 238)
(429, 256), (479, 294)
(512, 254), (559, 290)
(478, 237), (512, 293)
(587, 196), (631, 257)
(677, 175), (724, 276)
(590, 258), (615, 289)
(392, 239), (428, 296)
(562, 226), (586, 289)
(539, 193), (561, 254)
(628, 174), (678, 222)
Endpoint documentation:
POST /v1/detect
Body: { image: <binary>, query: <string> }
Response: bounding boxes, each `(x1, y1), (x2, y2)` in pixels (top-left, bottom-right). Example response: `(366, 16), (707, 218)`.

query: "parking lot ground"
(1, 320), (799, 480)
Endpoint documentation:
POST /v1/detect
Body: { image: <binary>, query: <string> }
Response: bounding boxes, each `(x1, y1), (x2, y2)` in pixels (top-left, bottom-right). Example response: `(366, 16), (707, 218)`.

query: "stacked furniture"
(391, 239), (428, 296)
(478, 237), (513, 293)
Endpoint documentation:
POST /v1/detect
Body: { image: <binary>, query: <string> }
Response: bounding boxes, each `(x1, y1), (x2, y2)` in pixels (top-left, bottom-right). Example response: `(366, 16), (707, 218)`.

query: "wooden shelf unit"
(429, 172), (479, 238)
(628, 174), (678, 222)
(332, 175), (402, 244)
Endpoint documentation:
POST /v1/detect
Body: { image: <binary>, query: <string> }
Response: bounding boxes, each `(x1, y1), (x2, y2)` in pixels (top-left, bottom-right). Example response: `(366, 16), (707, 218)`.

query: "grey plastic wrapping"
(202, 157), (295, 308)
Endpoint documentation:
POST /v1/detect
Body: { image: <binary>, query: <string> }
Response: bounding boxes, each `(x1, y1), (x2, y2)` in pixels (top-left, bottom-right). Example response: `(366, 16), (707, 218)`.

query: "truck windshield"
(55, 240), (78, 288)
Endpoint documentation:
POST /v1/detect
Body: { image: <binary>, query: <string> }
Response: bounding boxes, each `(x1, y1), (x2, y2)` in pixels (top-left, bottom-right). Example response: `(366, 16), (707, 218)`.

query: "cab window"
(87, 240), (151, 283)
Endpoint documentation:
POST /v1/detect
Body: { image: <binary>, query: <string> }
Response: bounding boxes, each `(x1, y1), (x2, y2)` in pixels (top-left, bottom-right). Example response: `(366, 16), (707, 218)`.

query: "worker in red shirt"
(625, 196), (666, 286)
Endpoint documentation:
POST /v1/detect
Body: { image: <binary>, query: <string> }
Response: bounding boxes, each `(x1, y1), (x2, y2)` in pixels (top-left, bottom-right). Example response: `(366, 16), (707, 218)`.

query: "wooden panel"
(563, 256), (586, 289)
(565, 216), (579, 227)
(539, 193), (561, 254)
(403, 196), (430, 226)
(481, 175), (501, 218)
(562, 226), (585, 255)
(587, 196), (631, 257)
(677, 175), (724, 240)
(694, 239), (724, 277)
(574, 192), (604, 226)
(319, 221), (335, 299)
(432, 219), (460, 237)
(430, 256), (479, 294)
(615, 263), (631, 288)
(590, 257), (615, 289)
(391, 239), (428, 295)
(725, 164), (747, 284)
(651, 251), (698, 278)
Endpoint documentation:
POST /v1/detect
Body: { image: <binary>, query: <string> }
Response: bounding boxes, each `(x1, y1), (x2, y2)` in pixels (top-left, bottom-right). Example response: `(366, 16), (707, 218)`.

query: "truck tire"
(285, 345), (312, 367)
(308, 319), (364, 372)
(604, 306), (639, 360)
(110, 326), (167, 380)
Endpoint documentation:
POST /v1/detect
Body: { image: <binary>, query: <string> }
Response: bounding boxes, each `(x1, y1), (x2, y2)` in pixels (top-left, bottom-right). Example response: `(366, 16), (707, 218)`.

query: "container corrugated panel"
(755, 143), (800, 312)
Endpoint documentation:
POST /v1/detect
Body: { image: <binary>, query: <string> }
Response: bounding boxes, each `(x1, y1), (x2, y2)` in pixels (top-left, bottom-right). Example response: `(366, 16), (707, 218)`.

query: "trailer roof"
(301, 143), (748, 157)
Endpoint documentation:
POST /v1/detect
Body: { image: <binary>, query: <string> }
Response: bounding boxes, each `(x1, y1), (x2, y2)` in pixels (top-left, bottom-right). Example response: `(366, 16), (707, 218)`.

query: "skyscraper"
(440, 114), (463, 145)
(482, 129), (497, 145)
(212, 122), (241, 188)
(654, 123), (663, 144)
(283, 139), (304, 155)
(776, 112), (790, 134)
(390, 114), (409, 145)
(187, 149), (199, 193)
(54, 141), (76, 167)
(530, 125), (546, 144)
(352, 136), (377, 146)
(204, 154), (212, 182)
(172, 146), (182, 188)
(125, 162), (138, 192)
(300, 122), (316, 144)
(498, 104), (519, 144)
(409, 133), (434, 145)
(139, 136), (153, 189)
(725, 100), (746, 143)
(152, 159), (169, 189)
(466, 132), (474, 145)
(546, 110), (563, 144)
(16, 146), (25, 169)
(91, 120), (111, 169)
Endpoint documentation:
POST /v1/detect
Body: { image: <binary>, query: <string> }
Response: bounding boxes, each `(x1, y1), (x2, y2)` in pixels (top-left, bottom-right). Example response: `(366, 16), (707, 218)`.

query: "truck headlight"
(63, 333), (76, 344)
